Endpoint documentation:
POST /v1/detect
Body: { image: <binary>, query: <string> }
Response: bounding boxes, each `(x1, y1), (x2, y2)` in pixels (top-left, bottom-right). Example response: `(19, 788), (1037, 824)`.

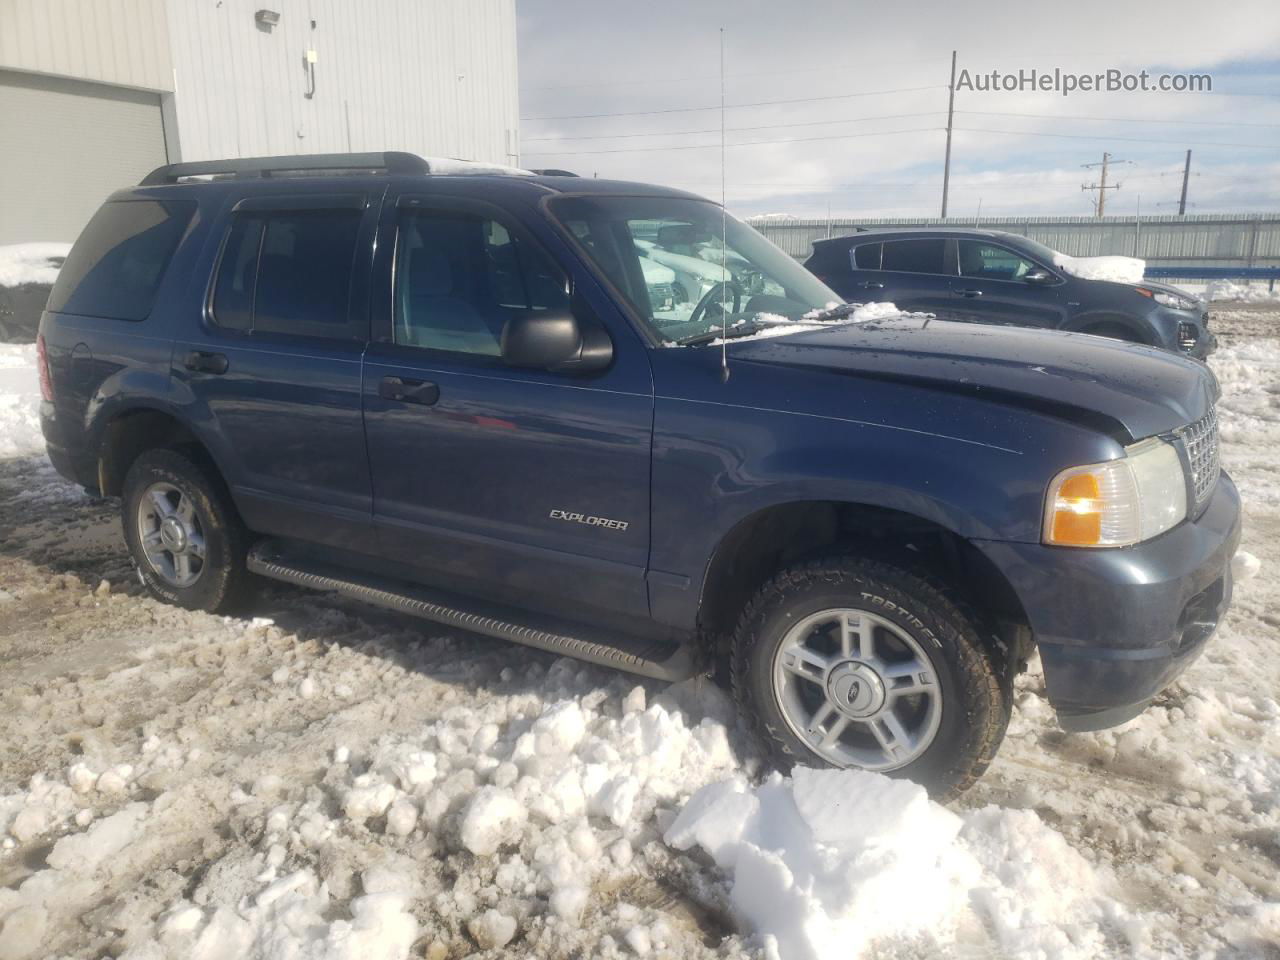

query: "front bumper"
(974, 471), (1241, 731)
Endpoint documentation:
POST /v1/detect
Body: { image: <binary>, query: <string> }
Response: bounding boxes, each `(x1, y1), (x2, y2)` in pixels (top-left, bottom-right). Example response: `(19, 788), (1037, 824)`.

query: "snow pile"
(0, 242), (69, 288)
(0, 344), (44, 458)
(667, 767), (1141, 960)
(1052, 253), (1145, 285)
(132, 866), (419, 960)
(1205, 279), (1280, 303)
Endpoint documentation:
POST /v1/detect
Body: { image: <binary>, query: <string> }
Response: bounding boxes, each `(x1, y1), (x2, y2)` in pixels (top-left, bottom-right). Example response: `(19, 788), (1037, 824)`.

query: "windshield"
(548, 195), (840, 345)
(1006, 234), (1062, 265)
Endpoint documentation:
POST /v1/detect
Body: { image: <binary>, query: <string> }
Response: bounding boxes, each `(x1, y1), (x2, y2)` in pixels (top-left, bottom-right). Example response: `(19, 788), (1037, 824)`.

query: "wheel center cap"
(826, 662), (886, 719)
(160, 516), (187, 552)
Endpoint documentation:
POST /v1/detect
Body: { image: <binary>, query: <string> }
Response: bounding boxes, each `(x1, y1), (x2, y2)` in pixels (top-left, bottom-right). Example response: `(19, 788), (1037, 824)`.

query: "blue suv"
(806, 228), (1215, 359)
(38, 153), (1240, 797)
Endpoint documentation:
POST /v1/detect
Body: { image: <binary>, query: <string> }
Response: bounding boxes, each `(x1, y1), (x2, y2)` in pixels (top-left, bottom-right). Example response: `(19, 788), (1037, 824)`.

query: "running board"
(246, 542), (696, 682)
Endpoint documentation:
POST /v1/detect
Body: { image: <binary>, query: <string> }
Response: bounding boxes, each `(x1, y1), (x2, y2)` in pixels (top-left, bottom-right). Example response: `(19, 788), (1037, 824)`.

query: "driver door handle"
(380, 376), (439, 405)
(856, 281), (884, 290)
(954, 288), (984, 298)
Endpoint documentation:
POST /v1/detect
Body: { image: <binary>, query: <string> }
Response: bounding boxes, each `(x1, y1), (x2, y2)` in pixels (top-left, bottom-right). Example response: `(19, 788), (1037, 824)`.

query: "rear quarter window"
(47, 198), (195, 320)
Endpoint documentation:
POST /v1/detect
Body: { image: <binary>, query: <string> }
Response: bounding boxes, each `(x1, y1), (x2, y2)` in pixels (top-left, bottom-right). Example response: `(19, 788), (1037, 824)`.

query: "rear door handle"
(183, 351), (229, 374)
(856, 281), (884, 290)
(380, 375), (439, 405)
(954, 288), (984, 298)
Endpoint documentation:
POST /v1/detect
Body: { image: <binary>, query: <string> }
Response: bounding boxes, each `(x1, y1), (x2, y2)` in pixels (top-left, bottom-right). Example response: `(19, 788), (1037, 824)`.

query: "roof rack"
(139, 151), (430, 185)
(530, 168), (579, 178)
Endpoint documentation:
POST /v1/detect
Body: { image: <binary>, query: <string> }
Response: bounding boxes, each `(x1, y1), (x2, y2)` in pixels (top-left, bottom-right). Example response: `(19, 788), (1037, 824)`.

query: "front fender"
(646, 350), (1123, 632)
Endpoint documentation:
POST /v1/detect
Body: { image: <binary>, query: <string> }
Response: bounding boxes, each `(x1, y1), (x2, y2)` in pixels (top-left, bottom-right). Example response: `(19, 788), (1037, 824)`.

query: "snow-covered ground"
(0, 314), (1277, 959)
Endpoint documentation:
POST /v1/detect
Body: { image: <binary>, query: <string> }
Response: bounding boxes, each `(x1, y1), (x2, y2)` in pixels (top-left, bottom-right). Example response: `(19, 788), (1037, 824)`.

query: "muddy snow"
(1, 312), (1277, 959)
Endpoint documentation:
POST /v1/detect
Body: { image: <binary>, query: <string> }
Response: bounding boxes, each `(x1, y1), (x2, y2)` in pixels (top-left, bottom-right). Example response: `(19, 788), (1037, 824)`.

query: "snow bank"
(0, 243), (69, 288)
(0, 344), (44, 458)
(1205, 279), (1280, 303)
(1052, 253), (1145, 285)
(667, 767), (1140, 960)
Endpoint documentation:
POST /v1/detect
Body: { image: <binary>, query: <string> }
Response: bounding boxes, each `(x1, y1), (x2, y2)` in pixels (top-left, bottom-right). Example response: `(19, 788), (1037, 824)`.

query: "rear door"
(172, 190), (380, 553)
(360, 192), (654, 623)
(951, 239), (1066, 328)
(866, 237), (956, 313)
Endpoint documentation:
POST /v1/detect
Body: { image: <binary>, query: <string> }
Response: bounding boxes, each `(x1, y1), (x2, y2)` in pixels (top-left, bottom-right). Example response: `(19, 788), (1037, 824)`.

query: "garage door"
(0, 69), (167, 245)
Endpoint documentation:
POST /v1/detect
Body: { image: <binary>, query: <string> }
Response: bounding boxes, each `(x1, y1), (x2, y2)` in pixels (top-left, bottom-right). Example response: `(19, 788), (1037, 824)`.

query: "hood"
(730, 317), (1216, 442)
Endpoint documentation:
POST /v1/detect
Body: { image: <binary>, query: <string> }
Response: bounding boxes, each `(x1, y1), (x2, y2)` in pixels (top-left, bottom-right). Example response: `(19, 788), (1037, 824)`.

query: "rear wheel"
(731, 556), (1010, 799)
(122, 449), (250, 613)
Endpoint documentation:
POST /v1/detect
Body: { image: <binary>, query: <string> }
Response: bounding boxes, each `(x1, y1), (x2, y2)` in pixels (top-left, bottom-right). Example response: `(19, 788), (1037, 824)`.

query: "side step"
(246, 542), (697, 683)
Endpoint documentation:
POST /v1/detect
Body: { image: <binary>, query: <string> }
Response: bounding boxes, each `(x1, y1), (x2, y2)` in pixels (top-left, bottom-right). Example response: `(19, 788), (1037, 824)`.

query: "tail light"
(36, 334), (54, 402)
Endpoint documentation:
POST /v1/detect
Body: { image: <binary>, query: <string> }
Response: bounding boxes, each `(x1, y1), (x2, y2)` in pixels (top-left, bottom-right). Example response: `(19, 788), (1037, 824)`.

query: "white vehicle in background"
(638, 256), (677, 312)
(634, 237), (728, 306)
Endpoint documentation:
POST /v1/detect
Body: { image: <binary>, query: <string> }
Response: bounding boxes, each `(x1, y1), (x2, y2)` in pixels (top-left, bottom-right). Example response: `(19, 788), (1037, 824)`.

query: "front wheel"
(731, 556), (1010, 799)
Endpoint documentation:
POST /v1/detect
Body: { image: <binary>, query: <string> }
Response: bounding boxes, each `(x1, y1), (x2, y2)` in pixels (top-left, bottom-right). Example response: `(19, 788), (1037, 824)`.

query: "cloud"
(517, 0), (1280, 217)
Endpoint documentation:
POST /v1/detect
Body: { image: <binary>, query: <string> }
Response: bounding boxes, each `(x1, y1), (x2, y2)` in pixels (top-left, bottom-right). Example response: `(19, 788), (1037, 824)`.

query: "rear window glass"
(47, 199), (194, 320)
(880, 239), (947, 275)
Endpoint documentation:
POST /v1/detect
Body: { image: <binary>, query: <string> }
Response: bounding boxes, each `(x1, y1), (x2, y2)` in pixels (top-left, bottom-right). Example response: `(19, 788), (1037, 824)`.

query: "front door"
(950, 239), (1066, 328)
(361, 192), (654, 624)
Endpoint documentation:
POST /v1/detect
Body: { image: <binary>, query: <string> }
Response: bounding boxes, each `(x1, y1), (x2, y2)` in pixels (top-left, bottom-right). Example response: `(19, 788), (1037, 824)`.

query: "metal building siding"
(162, 0), (519, 165)
(0, 0), (173, 92)
(0, 68), (167, 243)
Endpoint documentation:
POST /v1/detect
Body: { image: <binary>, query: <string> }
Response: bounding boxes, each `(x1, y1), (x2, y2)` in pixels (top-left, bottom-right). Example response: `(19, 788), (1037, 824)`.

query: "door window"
(211, 208), (363, 338)
(852, 242), (882, 270)
(880, 239), (947, 274)
(958, 240), (1039, 282)
(394, 211), (569, 356)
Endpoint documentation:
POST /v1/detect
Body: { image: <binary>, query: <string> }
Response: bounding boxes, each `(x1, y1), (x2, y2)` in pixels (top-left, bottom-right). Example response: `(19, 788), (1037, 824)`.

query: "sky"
(515, 0), (1280, 220)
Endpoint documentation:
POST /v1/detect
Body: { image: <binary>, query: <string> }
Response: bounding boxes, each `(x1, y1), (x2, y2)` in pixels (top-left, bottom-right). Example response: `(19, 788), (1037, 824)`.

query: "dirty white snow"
(0, 310), (1277, 959)
(0, 243), (70, 288)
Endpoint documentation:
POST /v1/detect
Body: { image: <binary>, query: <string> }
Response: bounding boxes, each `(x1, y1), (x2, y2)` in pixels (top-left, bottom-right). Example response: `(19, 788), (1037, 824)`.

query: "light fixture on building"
(255, 9), (280, 28)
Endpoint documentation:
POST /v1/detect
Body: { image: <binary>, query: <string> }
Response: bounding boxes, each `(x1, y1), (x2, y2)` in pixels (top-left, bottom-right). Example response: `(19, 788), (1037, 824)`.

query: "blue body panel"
(38, 170), (1240, 730)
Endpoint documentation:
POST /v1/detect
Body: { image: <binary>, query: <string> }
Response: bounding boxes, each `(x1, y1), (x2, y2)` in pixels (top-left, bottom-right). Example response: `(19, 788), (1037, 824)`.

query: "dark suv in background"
(38, 153), (1238, 798)
(805, 228), (1215, 359)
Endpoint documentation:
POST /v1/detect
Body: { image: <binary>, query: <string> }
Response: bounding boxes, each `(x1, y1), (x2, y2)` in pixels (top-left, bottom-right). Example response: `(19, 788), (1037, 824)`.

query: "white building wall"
(0, 0), (174, 93)
(163, 0), (520, 165)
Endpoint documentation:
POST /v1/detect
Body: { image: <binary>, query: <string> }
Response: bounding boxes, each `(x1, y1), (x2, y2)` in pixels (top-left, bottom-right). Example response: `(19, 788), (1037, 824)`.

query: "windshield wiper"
(675, 321), (761, 346)
(801, 303), (860, 323)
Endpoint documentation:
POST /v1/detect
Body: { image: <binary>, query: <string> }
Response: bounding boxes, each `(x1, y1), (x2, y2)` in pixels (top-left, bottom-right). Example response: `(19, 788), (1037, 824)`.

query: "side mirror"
(1024, 268), (1057, 285)
(501, 307), (612, 373)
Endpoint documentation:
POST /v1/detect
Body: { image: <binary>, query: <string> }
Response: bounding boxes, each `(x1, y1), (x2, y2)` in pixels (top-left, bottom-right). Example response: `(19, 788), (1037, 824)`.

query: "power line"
(520, 85), (945, 122)
(522, 111), (945, 143)
(522, 55), (954, 92)
(523, 126), (940, 157)
(954, 127), (1280, 149)
(958, 109), (1280, 129)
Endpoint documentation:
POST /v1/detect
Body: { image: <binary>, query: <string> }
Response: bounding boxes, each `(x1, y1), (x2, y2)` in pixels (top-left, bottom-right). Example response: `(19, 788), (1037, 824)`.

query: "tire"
(731, 555), (1010, 800)
(121, 448), (250, 613)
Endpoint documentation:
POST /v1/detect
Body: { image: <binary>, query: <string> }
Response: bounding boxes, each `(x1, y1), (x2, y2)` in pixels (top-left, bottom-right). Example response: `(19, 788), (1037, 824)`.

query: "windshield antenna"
(718, 26), (730, 383)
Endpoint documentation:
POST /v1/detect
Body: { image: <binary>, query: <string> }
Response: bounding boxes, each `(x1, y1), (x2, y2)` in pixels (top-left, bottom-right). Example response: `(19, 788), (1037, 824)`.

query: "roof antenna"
(718, 26), (730, 384)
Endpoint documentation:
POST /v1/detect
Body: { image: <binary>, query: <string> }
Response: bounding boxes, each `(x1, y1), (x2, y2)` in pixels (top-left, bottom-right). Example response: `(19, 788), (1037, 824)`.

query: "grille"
(1178, 407), (1220, 505)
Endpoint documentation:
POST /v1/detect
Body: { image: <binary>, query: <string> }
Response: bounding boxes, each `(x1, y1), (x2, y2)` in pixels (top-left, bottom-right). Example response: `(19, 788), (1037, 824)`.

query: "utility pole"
(940, 50), (957, 219)
(1081, 152), (1125, 217)
(1178, 149), (1192, 216)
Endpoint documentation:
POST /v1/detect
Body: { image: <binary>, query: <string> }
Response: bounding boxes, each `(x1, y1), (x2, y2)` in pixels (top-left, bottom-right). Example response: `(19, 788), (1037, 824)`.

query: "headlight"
(1043, 438), (1186, 548)
(1136, 287), (1197, 311)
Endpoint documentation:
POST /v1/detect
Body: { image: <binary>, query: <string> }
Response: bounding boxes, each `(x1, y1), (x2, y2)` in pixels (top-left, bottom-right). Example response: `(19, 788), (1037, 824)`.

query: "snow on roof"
(0, 242), (71, 287)
(423, 157), (536, 177)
